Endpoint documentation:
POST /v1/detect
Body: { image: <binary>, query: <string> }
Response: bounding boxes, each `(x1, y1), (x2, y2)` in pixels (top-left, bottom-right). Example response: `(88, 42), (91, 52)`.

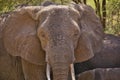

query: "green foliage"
(105, 0), (120, 35)
(0, 0), (45, 14)
(87, 0), (96, 9)
(0, 0), (72, 14)
(52, 0), (71, 4)
(0, 0), (15, 13)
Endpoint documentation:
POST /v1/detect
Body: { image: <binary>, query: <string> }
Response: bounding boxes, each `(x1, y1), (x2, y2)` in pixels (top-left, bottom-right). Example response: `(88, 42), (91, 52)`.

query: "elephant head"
(3, 2), (103, 80)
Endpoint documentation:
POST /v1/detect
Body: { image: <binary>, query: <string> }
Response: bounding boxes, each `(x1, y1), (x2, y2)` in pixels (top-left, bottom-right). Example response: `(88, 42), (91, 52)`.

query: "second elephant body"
(75, 34), (120, 74)
(77, 68), (120, 80)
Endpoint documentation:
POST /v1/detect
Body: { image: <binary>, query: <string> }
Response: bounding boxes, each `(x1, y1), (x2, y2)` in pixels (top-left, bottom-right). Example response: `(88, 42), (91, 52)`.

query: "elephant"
(75, 34), (120, 75)
(2, 1), (103, 80)
(77, 68), (120, 80)
(0, 13), (25, 80)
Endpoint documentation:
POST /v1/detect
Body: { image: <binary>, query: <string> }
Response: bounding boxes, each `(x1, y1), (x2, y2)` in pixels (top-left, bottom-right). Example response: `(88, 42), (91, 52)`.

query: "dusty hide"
(77, 68), (120, 80)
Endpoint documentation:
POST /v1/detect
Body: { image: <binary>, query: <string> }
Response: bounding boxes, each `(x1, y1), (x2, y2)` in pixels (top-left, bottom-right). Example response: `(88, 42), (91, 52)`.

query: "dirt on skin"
(0, 13), (25, 80)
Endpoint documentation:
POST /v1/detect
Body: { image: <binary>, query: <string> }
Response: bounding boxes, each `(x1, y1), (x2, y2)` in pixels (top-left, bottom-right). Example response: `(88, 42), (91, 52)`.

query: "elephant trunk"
(52, 63), (69, 80)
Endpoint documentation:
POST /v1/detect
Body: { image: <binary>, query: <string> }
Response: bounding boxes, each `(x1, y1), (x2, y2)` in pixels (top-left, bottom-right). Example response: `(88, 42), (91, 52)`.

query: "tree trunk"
(102, 0), (106, 29)
(83, 0), (87, 4)
(60, 0), (64, 4)
(94, 0), (102, 25)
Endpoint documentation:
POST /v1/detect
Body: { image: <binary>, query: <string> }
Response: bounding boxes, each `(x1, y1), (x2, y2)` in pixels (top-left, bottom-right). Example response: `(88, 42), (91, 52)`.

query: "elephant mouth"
(46, 63), (76, 80)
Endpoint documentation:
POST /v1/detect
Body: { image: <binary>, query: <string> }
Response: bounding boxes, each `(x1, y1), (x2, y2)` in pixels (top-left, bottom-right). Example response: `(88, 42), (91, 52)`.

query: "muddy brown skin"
(2, 1), (103, 80)
(0, 14), (25, 80)
(75, 34), (120, 74)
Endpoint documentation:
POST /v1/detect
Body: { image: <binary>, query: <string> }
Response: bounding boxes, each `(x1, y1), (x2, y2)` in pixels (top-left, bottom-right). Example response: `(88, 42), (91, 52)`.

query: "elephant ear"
(3, 6), (45, 65)
(74, 4), (104, 62)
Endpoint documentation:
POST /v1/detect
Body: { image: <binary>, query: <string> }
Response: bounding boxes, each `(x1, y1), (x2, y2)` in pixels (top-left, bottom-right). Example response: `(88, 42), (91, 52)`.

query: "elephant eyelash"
(74, 32), (79, 36)
(41, 33), (46, 38)
(72, 29), (80, 37)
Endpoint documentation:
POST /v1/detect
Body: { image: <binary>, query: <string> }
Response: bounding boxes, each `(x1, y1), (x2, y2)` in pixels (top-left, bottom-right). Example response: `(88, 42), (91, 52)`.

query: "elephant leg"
(21, 59), (46, 80)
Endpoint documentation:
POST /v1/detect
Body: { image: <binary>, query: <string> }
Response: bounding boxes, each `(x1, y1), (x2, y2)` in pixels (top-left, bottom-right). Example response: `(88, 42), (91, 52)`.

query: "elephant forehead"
(43, 16), (75, 40)
(39, 5), (80, 30)
(41, 7), (77, 31)
(41, 5), (69, 13)
(39, 5), (80, 19)
(39, 5), (74, 19)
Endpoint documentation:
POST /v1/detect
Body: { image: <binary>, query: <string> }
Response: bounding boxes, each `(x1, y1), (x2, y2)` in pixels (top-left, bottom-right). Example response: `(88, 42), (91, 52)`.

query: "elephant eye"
(39, 32), (48, 50)
(74, 32), (79, 37)
(38, 29), (46, 39)
(40, 33), (48, 41)
(41, 33), (46, 38)
(73, 30), (80, 38)
(38, 28), (46, 38)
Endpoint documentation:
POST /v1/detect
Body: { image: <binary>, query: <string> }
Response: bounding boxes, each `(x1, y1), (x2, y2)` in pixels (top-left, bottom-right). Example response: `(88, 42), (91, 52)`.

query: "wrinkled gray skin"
(2, 1), (103, 80)
(77, 68), (120, 80)
(75, 34), (120, 75)
(0, 14), (25, 80)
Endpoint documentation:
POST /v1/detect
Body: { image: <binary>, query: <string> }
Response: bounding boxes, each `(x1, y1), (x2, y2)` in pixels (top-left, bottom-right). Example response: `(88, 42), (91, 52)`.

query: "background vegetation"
(0, 0), (120, 35)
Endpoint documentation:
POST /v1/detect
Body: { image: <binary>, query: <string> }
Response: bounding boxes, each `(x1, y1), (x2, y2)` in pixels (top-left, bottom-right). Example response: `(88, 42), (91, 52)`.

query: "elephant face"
(3, 4), (103, 65)
(3, 3), (103, 80)
(37, 6), (80, 64)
